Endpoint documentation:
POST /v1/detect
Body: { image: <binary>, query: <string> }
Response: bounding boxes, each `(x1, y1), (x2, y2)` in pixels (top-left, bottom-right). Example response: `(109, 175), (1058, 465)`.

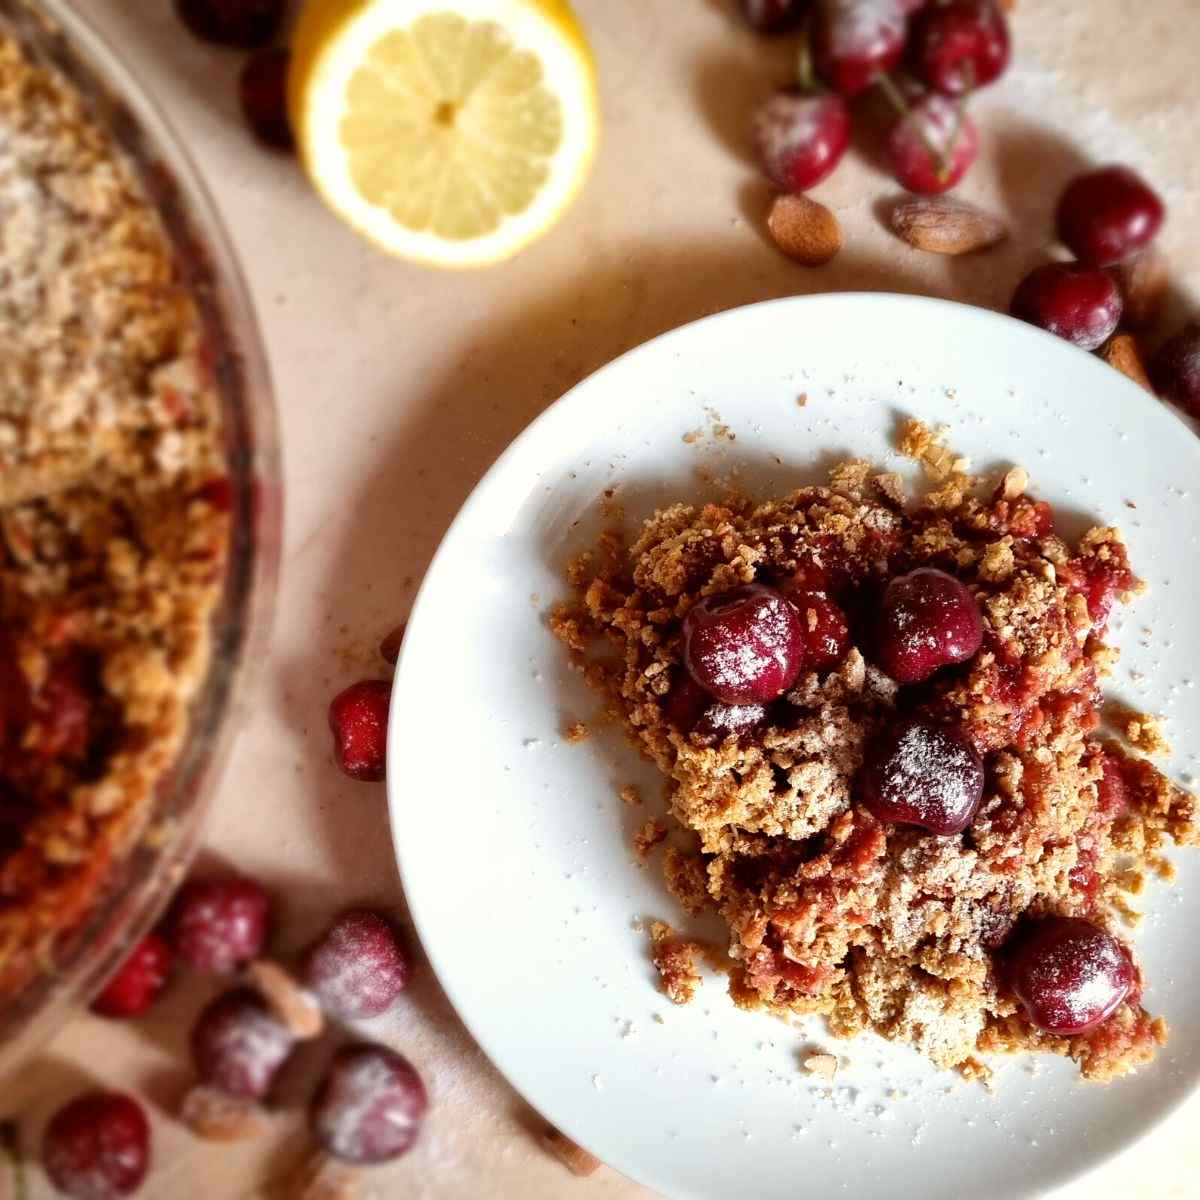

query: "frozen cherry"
(168, 874), (272, 974)
(42, 1092), (150, 1200)
(1056, 166), (1165, 267)
(239, 48), (293, 151)
(1007, 916), (1133, 1035)
(811, 0), (908, 98)
(310, 1043), (428, 1165)
(174, 0), (284, 48)
(874, 567), (983, 684)
(885, 92), (979, 194)
(754, 91), (853, 193)
(329, 680), (391, 782)
(908, 0), (1010, 96)
(682, 584), (804, 704)
(1010, 263), (1123, 352)
(91, 934), (172, 1019)
(740, 0), (812, 33)
(780, 586), (851, 672)
(859, 715), (984, 835)
(1151, 320), (1200, 418)
(191, 989), (296, 1099)
(303, 909), (412, 1019)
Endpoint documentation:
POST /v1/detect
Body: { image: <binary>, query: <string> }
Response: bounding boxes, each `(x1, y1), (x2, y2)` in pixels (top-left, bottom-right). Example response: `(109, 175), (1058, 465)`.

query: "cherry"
(754, 91), (853, 194)
(908, 0), (1010, 96)
(740, 0), (812, 33)
(1150, 321), (1200, 419)
(168, 874), (272, 974)
(310, 1043), (429, 1165)
(692, 700), (769, 747)
(239, 48), (293, 151)
(1007, 916), (1133, 1035)
(191, 989), (297, 1099)
(885, 92), (979, 194)
(303, 909), (412, 1019)
(91, 934), (173, 1019)
(31, 655), (95, 762)
(779, 586), (851, 672)
(329, 680), (391, 782)
(859, 715), (984, 835)
(42, 1092), (150, 1200)
(1094, 752), (1129, 823)
(874, 567), (983, 684)
(1056, 166), (1165, 267)
(174, 0), (285, 48)
(811, 0), (908, 98)
(1010, 263), (1123, 352)
(682, 584), (804, 704)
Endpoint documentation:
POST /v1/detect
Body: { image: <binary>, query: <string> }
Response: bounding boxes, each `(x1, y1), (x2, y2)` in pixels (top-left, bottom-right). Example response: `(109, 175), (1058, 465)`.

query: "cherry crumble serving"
(553, 420), (1197, 1083)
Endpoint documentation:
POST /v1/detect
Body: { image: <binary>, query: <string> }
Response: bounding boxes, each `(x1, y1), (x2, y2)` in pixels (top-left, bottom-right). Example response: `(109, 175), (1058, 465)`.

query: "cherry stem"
(0, 1123), (25, 1200)
(794, 15), (819, 93)
(875, 72), (953, 181)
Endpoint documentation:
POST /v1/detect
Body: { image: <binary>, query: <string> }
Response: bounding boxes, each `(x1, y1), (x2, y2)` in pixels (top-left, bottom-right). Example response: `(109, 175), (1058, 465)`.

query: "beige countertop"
(11, 1), (1200, 1196)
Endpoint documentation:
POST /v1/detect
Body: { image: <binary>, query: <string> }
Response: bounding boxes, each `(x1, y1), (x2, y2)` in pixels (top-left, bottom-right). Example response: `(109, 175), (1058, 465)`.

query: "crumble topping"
(554, 420), (1198, 1082)
(0, 32), (227, 992)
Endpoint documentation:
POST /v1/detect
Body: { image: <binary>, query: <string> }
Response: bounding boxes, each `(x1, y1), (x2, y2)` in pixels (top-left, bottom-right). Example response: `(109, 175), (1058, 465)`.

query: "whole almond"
(1101, 333), (1153, 392)
(889, 196), (1008, 255)
(291, 1153), (365, 1200)
(766, 194), (842, 266)
(244, 959), (324, 1039)
(1110, 249), (1168, 331)
(541, 1126), (603, 1177)
(180, 1086), (273, 1142)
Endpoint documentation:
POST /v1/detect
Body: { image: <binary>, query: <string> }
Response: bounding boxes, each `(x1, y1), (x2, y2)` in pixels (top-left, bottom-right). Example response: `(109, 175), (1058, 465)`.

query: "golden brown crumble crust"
(553, 420), (1198, 1083)
(0, 35), (226, 991)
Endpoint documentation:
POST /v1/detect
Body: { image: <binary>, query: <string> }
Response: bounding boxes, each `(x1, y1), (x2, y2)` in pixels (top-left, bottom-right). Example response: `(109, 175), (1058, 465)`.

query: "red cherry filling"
(779, 584), (852, 672)
(682, 584), (804, 704)
(874, 567), (984, 684)
(1006, 916), (1134, 1035)
(859, 715), (984, 835)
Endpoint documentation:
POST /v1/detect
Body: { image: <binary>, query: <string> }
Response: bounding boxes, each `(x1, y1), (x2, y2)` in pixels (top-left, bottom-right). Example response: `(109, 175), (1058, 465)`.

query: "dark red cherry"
(1007, 916), (1134, 1035)
(682, 584), (804, 704)
(859, 715), (984, 835)
(1056, 166), (1166, 267)
(874, 567), (984, 684)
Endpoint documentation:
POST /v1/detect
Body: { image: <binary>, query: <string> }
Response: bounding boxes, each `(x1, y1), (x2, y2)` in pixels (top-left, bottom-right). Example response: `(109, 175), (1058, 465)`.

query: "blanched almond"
(889, 196), (1008, 255)
(180, 1086), (273, 1142)
(244, 959), (324, 1039)
(766, 194), (842, 266)
(1101, 333), (1153, 392)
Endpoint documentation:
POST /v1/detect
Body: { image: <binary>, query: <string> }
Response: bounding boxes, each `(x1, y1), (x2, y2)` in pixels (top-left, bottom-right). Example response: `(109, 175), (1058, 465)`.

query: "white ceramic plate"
(388, 295), (1200, 1200)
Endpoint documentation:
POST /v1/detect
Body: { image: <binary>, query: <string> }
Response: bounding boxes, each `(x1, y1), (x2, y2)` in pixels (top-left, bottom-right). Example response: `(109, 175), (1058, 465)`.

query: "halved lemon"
(289, 0), (599, 268)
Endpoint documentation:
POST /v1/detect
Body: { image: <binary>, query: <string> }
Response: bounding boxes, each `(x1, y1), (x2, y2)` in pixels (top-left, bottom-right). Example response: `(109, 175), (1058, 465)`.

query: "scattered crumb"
(682, 429), (703, 445)
(563, 721), (590, 744)
(1111, 706), (1172, 756)
(803, 1053), (839, 1080)
(649, 921), (703, 1005)
(619, 784), (642, 808)
(797, 392), (808, 408)
(633, 820), (668, 862)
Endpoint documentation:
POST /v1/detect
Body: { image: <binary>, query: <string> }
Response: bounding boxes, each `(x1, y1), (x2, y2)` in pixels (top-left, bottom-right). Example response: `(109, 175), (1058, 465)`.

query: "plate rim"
(387, 291), (1200, 1200)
